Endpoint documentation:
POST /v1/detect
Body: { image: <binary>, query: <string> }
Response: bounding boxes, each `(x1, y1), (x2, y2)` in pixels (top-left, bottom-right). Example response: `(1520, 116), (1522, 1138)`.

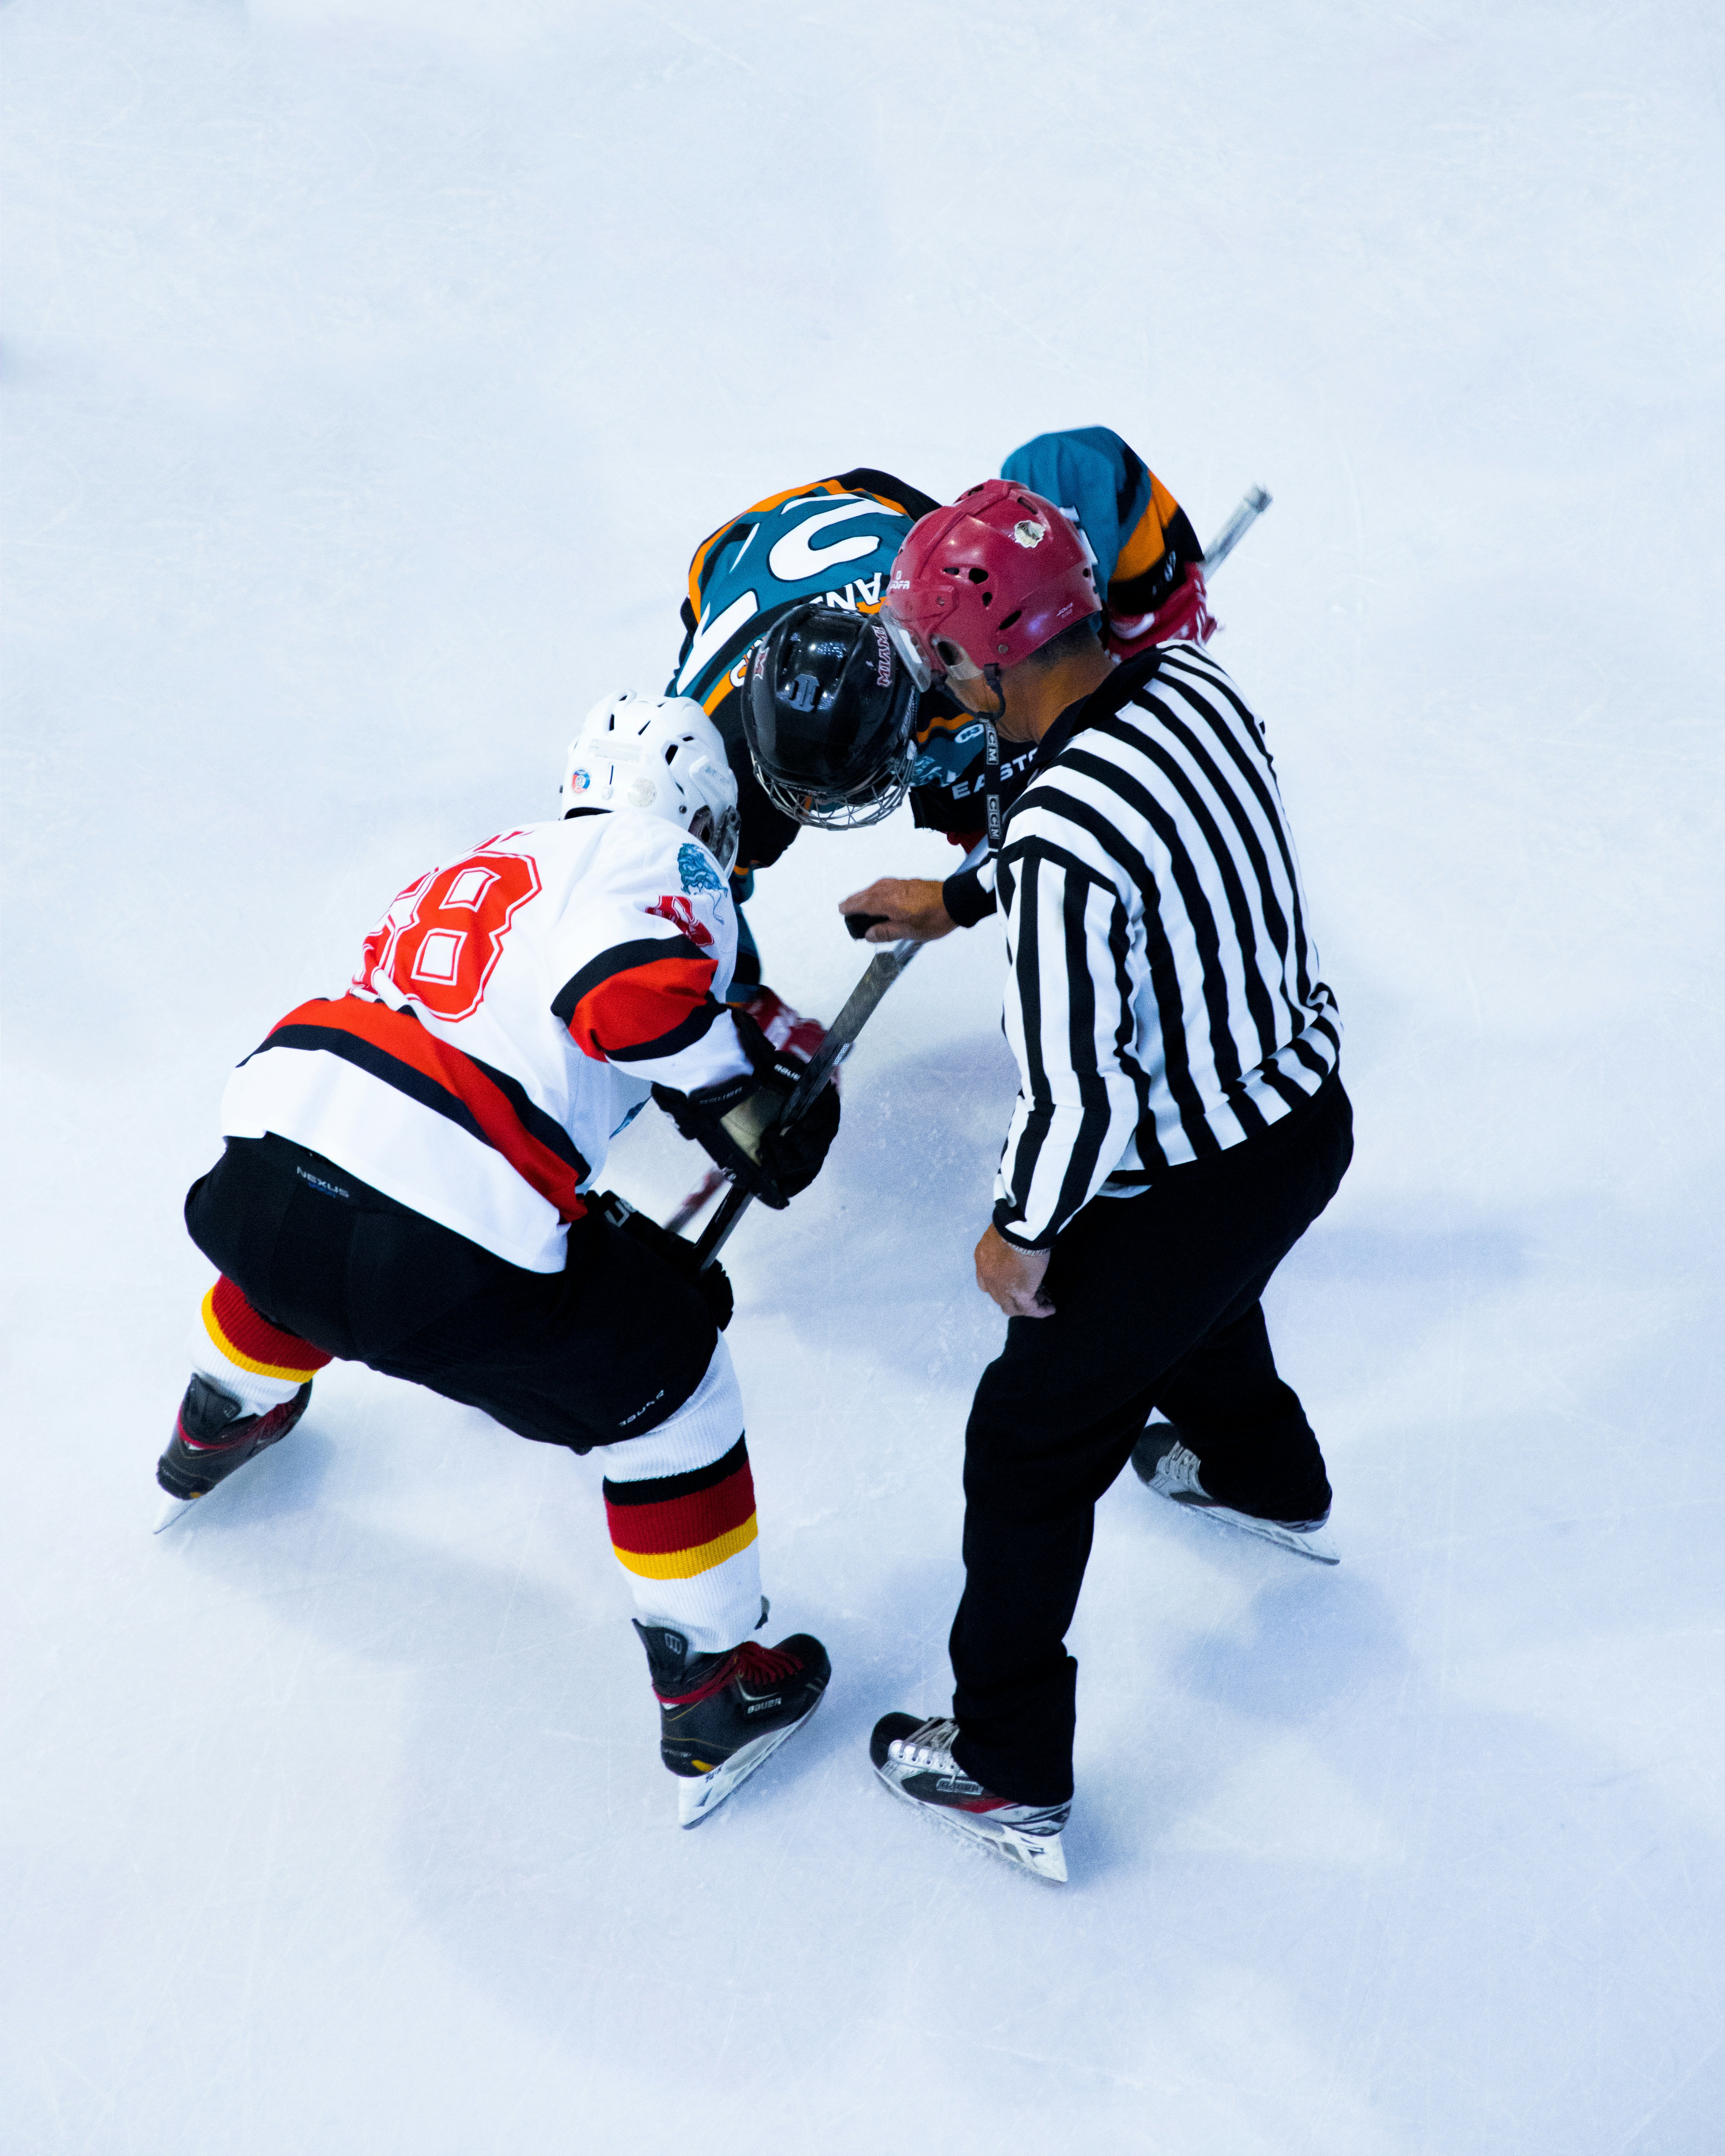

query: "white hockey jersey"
(220, 812), (755, 1272)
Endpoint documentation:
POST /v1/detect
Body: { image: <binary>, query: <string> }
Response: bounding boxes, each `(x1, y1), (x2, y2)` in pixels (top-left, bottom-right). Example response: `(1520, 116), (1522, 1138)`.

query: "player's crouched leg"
(156, 1274), (330, 1518)
(602, 1337), (830, 1826)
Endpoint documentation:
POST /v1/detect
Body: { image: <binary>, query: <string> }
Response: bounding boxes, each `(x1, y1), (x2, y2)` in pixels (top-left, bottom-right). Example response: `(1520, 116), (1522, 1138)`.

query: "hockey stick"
(1201, 484), (1272, 574)
(691, 934), (921, 1269)
(675, 499), (1272, 1265)
(687, 833), (992, 1269)
(663, 1165), (728, 1235)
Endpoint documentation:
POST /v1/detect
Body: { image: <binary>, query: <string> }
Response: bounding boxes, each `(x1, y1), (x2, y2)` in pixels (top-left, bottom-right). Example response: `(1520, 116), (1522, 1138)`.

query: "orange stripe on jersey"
(1114, 472), (1184, 584)
(203, 1277), (332, 1381)
(265, 997), (591, 1223)
(565, 954), (719, 1063)
(551, 934), (723, 1064)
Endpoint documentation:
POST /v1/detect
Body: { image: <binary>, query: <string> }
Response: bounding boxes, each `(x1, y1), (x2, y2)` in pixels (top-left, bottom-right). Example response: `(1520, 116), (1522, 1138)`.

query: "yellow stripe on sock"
(201, 1288), (325, 1383)
(610, 1514), (758, 1581)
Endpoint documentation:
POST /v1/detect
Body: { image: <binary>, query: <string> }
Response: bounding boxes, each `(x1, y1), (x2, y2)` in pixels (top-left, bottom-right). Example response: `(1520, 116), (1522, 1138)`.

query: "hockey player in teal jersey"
(665, 429), (1211, 984)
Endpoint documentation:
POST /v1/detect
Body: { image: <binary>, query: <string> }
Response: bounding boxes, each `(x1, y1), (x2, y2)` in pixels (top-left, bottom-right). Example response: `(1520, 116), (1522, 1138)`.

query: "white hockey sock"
(188, 1277), (330, 1419)
(600, 1339), (764, 1656)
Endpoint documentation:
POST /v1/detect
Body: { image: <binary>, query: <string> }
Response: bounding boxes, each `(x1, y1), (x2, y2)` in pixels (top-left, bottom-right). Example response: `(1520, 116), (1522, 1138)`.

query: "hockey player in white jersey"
(154, 694), (839, 1826)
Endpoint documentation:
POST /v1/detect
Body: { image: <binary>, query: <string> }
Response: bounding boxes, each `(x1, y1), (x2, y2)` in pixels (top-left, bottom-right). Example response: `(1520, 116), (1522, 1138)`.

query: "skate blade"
(152, 1490), (200, 1535)
(1170, 1495), (1340, 1565)
(676, 1696), (824, 1828)
(876, 1774), (1069, 1883)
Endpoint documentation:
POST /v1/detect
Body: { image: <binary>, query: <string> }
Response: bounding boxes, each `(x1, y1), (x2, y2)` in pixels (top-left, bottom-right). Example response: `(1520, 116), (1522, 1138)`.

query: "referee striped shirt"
(993, 642), (1341, 1250)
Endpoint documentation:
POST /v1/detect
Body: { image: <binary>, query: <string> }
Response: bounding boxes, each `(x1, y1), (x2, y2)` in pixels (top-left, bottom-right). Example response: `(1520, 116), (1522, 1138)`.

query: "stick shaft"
(1201, 485), (1272, 575)
(693, 938), (921, 1268)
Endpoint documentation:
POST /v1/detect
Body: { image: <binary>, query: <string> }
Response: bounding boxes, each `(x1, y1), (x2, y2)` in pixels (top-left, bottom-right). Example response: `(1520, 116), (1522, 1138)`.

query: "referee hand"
(839, 878), (956, 946)
(975, 1226), (1055, 1319)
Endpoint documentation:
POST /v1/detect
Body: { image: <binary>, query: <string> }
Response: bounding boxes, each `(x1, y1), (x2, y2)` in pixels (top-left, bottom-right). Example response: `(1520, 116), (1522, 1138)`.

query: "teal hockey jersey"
(665, 432), (1203, 865)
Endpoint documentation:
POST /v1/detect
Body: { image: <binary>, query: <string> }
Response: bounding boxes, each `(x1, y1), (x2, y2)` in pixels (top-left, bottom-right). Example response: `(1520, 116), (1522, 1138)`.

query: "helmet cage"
(744, 605), (920, 830)
(752, 730), (918, 830)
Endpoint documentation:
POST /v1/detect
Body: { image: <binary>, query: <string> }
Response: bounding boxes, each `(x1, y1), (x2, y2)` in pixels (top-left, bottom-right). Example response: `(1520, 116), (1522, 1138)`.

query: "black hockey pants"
(185, 1135), (718, 1452)
(949, 1072), (1354, 1805)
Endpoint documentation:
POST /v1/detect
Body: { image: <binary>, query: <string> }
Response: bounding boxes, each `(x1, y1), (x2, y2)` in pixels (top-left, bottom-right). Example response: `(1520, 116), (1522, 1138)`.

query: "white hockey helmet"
(561, 691), (741, 875)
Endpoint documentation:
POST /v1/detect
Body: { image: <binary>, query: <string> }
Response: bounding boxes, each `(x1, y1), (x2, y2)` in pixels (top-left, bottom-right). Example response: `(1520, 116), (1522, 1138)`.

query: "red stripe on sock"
(209, 1276), (333, 1372)
(604, 1457), (757, 1557)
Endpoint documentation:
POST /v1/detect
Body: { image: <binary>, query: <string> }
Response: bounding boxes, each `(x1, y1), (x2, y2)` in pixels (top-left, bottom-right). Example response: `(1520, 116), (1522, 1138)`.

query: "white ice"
(4, 3), (1723, 2150)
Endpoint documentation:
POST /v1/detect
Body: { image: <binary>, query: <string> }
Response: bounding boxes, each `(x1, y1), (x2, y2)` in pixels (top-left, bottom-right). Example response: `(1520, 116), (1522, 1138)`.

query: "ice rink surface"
(5, 2), (1724, 2149)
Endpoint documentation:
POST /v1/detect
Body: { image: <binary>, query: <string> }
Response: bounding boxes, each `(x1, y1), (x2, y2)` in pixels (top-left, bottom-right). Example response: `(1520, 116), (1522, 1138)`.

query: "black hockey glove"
(652, 1015), (841, 1212)
(590, 1190), (733, 1331)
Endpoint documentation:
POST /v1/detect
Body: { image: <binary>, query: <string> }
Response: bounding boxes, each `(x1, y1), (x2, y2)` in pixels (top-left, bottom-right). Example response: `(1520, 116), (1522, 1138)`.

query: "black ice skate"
(633, 1620), (830, 1828)
(1131, 1423), (1339, 1564)
(869, 1713), (1070, 1882)
(153, 1374), (313, 1532)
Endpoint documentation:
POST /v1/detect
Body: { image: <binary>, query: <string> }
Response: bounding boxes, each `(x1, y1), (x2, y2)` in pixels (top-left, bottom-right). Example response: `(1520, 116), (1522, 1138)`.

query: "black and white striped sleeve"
(993, 845), (1146, 1250)
(941, 852), (998, 928)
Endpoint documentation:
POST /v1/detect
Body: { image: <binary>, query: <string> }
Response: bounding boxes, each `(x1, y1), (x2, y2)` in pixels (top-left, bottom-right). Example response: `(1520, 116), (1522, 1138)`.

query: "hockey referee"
(867, 480), (1353, 1880)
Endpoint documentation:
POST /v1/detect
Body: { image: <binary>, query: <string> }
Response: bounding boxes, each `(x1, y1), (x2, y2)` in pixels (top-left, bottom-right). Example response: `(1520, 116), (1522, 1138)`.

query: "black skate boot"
(1130, 1422), (1338, 1563)
(869, 1714), (1070, 1881)
(633, 1620), (830, 1828)
(154, 1374), (313, 1530)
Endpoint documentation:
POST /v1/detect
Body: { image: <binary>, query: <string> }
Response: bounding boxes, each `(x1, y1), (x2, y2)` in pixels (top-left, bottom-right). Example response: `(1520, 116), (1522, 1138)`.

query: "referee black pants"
(949, 1073), (1354, 1805)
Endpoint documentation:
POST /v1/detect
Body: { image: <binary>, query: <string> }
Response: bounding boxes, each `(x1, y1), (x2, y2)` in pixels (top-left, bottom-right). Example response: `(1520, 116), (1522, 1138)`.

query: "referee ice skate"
(868, 482), (1352, 1880)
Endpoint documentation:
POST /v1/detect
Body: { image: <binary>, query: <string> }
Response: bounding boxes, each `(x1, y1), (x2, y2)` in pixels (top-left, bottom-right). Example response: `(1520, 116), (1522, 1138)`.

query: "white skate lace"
(1152, 1439), (1208, 1498)
(888, 1717), (962, 1772)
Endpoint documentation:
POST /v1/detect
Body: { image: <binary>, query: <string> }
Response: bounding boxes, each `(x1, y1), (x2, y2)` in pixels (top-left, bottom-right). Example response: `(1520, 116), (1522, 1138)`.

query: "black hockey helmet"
(743, 604), (919, 829)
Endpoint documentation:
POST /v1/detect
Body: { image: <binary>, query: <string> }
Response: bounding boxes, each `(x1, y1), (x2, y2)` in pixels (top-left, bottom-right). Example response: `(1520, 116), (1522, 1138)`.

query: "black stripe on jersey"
(1058, 730), (1309, 1136)
(1062, 741), (1273, 1081)
(1089, 709), (1290, 1041)
(260, 1023), (591, 1179)
(1012, 786), (1223, 1157)
(1107, 698), (1301, 1039)
(1055, 869), (1117, 1232)
(824, 469), (940, 519)
(603, 999), (729, 1065)
(1109, 505), (1204, 616)
(602, 1435), (749, 1508)
(1131, 657), (1330, 1040)
(1001, 854), (1053, 1235)
(1068, 720), (1302, 1140)
(552, 936), (716, 1025)
(1104, 878), (1162, 1170)
(1152, 649), (1318, 1005)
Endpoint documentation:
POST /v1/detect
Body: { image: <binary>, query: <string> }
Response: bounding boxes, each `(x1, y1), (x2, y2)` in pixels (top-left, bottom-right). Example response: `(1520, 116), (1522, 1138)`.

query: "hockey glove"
(653, 1006), (840, 1211)
(1105, 564), (1216, 660)
(591, 1190), (734, 1331)
(732, 985), (833, 1074)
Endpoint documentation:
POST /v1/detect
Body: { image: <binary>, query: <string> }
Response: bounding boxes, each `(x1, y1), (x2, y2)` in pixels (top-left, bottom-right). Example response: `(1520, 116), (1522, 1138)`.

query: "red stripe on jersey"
(604, 1455), (757, 1557)
(566, 953), (719, 1063)
(269, 997), (589, 1223)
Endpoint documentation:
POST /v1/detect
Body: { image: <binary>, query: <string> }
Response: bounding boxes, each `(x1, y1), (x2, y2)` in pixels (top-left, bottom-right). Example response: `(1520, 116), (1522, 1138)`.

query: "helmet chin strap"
(980, 665), (1006, 860)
